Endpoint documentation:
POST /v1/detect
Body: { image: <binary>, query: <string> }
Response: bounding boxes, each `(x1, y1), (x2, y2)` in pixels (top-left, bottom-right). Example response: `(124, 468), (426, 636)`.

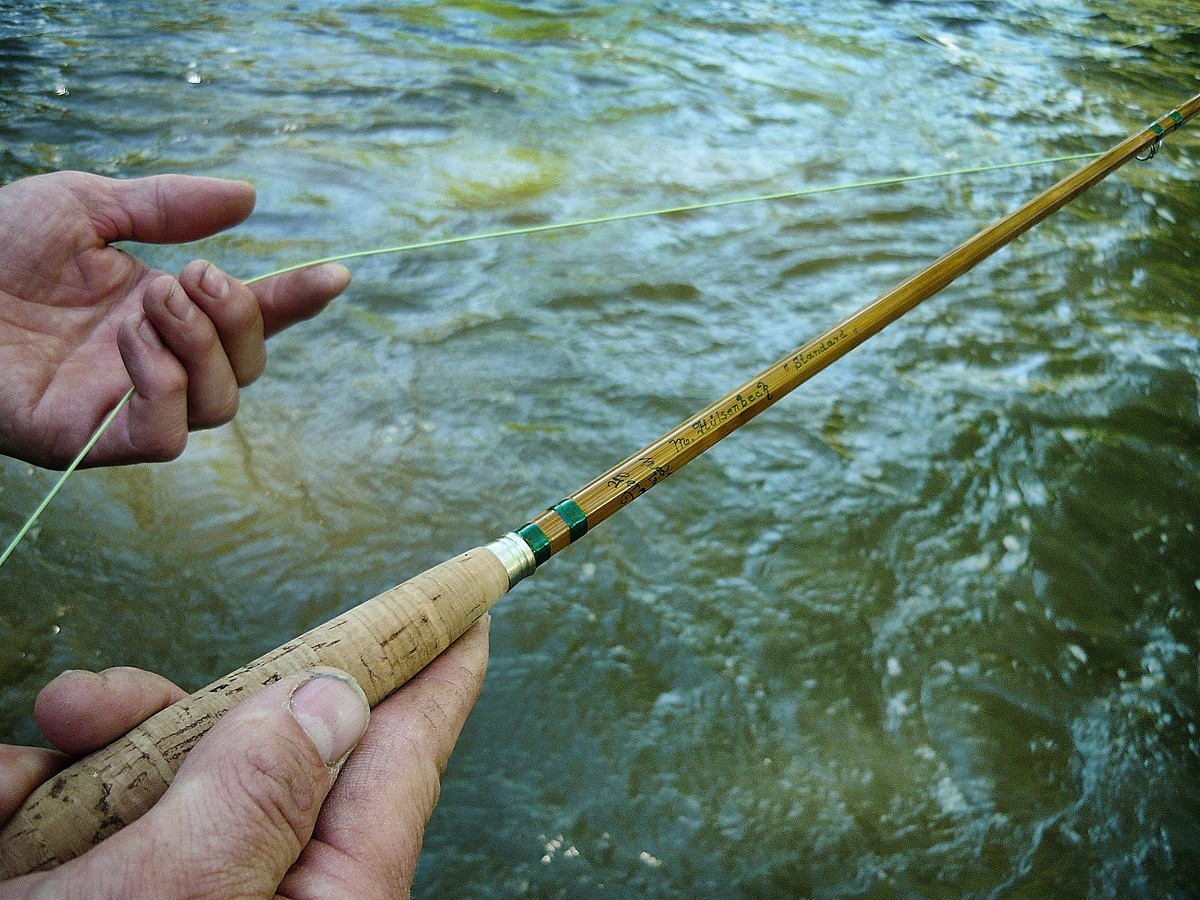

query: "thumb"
(47, 670), (369, 900)
(83, 172), (257, 245)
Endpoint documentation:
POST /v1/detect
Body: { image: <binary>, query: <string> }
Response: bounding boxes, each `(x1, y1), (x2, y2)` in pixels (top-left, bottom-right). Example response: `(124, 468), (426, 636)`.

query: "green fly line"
(0, 151), (1101, 569)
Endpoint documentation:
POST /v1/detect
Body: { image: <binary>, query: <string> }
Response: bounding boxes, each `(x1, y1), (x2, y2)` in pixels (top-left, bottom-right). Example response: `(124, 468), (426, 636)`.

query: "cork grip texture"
(0, 545), (511, 879)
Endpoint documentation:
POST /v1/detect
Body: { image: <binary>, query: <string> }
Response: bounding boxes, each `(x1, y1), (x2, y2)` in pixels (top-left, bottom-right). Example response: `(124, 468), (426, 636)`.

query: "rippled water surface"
(2, 1), (1199, 897)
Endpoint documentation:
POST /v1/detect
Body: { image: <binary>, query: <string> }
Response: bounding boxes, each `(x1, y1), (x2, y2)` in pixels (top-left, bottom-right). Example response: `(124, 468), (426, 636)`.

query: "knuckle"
(425, 762), (443, 811)
(180, 258), (209, 285)
(189, 263), (260, 328)
(154, 178), (170, 236)
(157, 362), (189, 399)
(215, 288), (261, 332)
(189, 383), (240, 430)
(136, 423), (188, 462)
(396, 735), (445, 811)
(180, 314), (223, 355)
(236, 353), (266, 387)
(222, 737), (323, 849)
(215, 385), (241, 422)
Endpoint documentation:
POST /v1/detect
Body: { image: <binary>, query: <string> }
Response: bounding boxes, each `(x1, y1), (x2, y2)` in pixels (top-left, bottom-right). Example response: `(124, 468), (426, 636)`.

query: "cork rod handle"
(0, 538), (530, 878)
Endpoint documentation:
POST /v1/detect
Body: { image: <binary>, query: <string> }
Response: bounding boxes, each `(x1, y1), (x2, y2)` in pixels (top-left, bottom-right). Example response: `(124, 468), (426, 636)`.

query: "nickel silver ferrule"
(485, 531), (538, 589)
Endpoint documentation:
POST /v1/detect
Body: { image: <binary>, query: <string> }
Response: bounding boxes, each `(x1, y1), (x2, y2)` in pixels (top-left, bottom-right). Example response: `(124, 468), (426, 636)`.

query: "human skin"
(0, 170), (349, 468)
(0, 170), (491, 897)
(0, 617), (490, 899)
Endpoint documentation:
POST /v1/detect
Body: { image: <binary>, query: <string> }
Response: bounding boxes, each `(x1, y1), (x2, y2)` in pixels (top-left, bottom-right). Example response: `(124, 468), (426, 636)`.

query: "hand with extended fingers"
(0, 170), (350, 468)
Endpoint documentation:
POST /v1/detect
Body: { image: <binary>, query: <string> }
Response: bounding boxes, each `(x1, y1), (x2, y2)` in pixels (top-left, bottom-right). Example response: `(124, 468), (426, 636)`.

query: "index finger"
(0, 746), (70, 824)
(34, 667), (188, 756)
(82, 173), (257, 245)
(248, 263), (352, 337)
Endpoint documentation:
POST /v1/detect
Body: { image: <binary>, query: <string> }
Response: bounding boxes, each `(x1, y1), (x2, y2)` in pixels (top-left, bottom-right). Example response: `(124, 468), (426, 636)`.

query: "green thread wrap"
(517, 523), (552, 566)
(552, 499), (589, 542)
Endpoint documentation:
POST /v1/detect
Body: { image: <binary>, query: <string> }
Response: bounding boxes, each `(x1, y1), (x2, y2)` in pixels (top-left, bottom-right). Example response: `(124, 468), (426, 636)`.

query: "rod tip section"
(485, 532), (538, 588)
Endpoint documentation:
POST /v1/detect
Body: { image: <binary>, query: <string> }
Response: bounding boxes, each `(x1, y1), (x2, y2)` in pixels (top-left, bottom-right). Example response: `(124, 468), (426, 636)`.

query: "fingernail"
(201, 263), (230, 299)
(165, 282), (194, 322)
(290, 674), (370, 767)
(137, 317), (163, 349)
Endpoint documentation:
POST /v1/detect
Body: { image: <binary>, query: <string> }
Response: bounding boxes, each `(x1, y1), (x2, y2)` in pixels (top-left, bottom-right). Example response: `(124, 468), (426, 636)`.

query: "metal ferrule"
(485, 531), (538, 589)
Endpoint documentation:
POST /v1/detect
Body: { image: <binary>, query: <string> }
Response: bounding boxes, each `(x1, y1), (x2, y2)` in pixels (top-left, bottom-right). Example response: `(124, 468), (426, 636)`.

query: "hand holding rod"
(2, 92), (1196, 879)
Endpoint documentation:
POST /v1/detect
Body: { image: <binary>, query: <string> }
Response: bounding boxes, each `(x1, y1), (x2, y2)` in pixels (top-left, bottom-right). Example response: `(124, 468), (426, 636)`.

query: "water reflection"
(2, 1), (1199, 897)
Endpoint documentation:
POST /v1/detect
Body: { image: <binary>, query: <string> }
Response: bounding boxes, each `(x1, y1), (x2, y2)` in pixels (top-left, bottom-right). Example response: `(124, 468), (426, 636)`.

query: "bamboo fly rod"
(2, 93), (1197, 878)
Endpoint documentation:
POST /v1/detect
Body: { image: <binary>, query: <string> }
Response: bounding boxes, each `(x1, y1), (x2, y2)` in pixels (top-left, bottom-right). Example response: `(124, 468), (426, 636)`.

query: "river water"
(2, 1), (1198, 897)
